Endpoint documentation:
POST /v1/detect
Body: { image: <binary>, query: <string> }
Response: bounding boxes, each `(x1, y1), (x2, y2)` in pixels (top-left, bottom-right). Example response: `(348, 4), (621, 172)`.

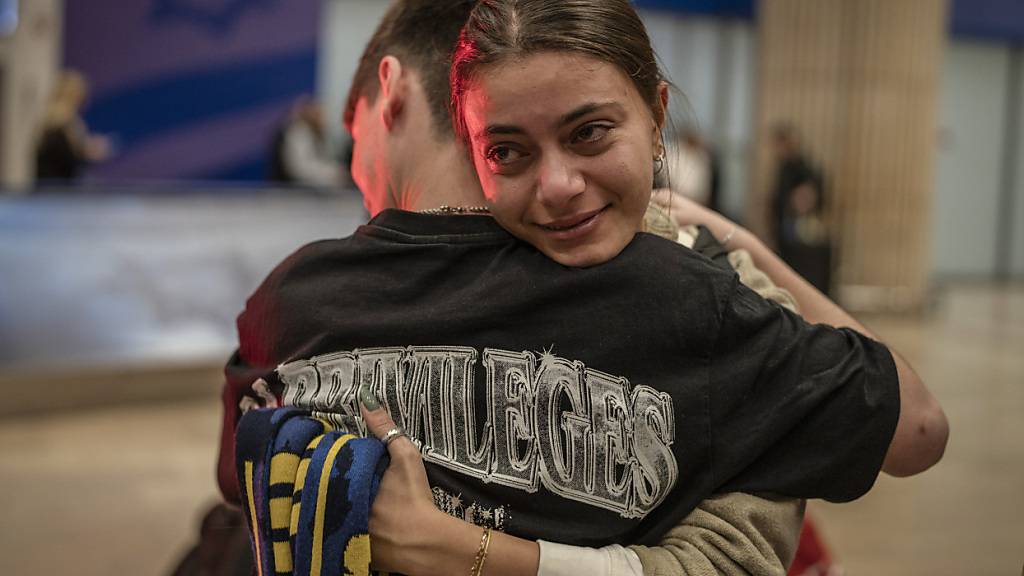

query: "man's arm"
(651, 191), (949, 476)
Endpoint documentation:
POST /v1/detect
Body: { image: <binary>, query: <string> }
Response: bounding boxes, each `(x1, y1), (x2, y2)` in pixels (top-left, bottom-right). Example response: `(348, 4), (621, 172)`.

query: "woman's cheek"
(610, 155), (647, 205)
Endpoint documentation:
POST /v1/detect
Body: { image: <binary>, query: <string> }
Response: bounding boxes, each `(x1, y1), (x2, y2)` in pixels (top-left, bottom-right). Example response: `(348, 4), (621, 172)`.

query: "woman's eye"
(484, 145), (524, 167)
(573, 123), (611, 144)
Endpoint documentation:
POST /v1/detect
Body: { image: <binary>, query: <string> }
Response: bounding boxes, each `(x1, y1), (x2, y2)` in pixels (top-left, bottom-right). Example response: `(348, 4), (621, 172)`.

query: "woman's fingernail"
(359, 387), (380, 411)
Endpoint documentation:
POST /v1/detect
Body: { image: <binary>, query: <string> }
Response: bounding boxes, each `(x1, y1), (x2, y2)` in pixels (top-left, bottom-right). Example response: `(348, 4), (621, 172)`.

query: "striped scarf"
(235, 407), (392, 576)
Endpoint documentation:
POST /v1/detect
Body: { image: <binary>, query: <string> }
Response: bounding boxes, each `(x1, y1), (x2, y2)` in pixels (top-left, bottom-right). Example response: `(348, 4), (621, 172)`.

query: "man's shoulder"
(246, 235), (365, 303)
(627, 232), (737, 281)
(597, 233), (739, 313)
(269, 237), (352, 277)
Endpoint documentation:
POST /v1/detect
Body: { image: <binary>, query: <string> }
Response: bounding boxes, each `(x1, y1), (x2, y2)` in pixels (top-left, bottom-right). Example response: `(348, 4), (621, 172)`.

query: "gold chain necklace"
(418, 205), (491, 215)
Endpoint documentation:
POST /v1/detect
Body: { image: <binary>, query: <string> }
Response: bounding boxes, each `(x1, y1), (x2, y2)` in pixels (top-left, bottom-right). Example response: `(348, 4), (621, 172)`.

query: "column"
(753, 0), (948, 310)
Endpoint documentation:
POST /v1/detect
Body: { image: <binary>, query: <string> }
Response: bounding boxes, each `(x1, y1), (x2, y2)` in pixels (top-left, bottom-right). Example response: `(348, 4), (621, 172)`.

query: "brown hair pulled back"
(450, 0), (665, 142)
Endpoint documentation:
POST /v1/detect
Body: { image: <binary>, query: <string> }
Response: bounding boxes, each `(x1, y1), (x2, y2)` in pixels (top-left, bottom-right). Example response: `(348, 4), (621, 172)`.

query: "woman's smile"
(534, 205), (609, 241)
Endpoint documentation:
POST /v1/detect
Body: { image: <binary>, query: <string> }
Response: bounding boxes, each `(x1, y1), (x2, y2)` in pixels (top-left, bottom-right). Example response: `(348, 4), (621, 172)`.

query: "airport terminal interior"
(1, 0), (1022, 575)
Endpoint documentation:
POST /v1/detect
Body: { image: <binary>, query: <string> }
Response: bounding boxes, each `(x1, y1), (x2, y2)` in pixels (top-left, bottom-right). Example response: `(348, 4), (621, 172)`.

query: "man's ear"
(378, 55), (407, 130)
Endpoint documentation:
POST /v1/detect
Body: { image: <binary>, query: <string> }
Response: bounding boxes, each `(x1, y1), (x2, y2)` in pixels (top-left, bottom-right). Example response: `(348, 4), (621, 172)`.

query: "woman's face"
(462, 52), (665, 267)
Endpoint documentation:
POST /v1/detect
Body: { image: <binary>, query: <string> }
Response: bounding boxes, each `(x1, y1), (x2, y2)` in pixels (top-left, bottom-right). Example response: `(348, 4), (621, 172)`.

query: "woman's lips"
(536, 206), (608, 241)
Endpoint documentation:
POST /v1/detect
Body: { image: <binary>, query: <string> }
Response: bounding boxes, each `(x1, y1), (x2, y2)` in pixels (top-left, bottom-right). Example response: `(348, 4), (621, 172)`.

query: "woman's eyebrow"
(559, 101), (622, 126)
(479, 101), (626, 139)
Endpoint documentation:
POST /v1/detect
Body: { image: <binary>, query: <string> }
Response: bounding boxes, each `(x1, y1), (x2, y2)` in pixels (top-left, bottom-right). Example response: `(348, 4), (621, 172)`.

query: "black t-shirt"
(221, 209), (898, 546)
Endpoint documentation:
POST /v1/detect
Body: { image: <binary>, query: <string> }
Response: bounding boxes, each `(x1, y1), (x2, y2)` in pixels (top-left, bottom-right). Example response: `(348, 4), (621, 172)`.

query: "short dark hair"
(451, 0), (665, 143)
(344, 0), (476, 139)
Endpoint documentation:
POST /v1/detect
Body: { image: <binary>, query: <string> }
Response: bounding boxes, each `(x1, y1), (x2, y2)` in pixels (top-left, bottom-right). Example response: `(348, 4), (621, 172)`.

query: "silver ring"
(380, 426), (406, 446)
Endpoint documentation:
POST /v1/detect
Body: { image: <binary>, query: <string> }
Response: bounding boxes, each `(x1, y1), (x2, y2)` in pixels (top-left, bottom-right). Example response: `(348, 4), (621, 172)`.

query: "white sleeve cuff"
(537, 540), (644, 576)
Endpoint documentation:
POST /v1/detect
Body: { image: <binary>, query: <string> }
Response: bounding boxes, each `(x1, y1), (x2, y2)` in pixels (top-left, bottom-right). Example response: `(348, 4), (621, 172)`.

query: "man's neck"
(394, 141), (487, 213)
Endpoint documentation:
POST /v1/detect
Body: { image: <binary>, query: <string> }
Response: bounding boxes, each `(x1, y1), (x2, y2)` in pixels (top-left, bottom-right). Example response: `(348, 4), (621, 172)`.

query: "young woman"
(357, 0), (947, 574)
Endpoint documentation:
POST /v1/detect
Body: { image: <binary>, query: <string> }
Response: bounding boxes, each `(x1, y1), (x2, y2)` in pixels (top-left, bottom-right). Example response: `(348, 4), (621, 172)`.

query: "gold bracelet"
(470, 527), (492, 576)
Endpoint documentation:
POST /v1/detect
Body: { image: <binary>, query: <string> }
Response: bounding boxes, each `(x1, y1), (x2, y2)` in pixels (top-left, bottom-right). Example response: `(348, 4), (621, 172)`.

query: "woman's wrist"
(396, 509), (478, 576)
(402, 510), (540, 576)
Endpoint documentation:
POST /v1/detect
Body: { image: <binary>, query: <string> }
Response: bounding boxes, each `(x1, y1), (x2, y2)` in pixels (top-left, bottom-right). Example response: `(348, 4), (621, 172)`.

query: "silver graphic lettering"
(587, 368), (634, 510)
(483, 349), (538, 491)
(632, 386), (677, 512)
(278, 346), (677, 519)
(536, 356), (591, 502)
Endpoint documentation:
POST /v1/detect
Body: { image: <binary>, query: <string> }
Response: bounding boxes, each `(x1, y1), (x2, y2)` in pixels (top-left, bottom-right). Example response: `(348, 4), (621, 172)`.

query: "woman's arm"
(359, 392), (802, 576)
(651, 190), (949, 476)
(629, 493), (804, 576)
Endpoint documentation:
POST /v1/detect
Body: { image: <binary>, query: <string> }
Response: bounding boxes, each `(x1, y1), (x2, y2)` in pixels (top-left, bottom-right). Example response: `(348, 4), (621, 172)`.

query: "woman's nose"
(536, 151), (585, 207)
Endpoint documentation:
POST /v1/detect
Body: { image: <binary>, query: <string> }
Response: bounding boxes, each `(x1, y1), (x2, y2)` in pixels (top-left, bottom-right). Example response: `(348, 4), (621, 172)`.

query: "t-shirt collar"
(368, 208), (512, 240)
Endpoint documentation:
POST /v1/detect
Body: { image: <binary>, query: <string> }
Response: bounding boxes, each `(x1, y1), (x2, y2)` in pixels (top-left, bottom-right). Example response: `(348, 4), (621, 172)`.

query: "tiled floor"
(0, 399), (223, 576)
(1, 284), (1022, 575)
(811, 283), (1024, 575)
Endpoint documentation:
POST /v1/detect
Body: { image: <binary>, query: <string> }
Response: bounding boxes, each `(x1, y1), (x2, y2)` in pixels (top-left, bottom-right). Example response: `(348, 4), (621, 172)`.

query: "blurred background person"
(266, 97), (348, 189)
(770, 123), (832, 294)
(34, 69), (112, 182)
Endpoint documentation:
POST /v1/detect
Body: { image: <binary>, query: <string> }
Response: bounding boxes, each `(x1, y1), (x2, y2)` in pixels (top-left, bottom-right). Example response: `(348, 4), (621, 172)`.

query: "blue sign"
(634, 0), (1024, 42)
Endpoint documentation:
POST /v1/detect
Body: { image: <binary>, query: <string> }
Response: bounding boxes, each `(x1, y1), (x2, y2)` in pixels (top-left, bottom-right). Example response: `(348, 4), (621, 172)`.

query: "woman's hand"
(359, 389), (541, 576)
(359, 389), (458, 575)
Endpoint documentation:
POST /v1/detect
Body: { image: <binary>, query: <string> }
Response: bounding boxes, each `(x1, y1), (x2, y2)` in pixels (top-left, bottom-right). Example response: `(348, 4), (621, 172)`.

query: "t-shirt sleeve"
(216, 271), (288, 504)
(217, 348), (265, 504)
(707, 275), (900, 502)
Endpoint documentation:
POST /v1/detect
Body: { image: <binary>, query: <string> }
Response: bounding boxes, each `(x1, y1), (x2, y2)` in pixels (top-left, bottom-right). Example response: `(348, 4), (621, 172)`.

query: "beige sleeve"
(727, 248), (799, 313)
(642, 202), (682, 241)
(628, 494), (805, 576)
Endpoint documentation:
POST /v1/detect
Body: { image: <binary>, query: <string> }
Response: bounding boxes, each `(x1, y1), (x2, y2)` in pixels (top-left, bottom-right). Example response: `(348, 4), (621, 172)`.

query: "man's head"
(771, 122), (801, 160)
(344, 0), (476, 213)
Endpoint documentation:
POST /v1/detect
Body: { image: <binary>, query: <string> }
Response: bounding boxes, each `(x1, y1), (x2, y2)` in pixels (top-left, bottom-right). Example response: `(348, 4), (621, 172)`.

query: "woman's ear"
(378, 55), (407, 130)
(653, 81), (670, 149)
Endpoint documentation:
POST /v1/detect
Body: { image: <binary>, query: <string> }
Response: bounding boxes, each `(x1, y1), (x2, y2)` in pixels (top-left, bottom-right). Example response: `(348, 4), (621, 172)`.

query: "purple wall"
(64, 0), (320, 182)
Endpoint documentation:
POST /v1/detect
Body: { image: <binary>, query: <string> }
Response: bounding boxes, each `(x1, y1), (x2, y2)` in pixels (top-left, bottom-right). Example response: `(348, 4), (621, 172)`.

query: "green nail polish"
(359, 387), (380, 410)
